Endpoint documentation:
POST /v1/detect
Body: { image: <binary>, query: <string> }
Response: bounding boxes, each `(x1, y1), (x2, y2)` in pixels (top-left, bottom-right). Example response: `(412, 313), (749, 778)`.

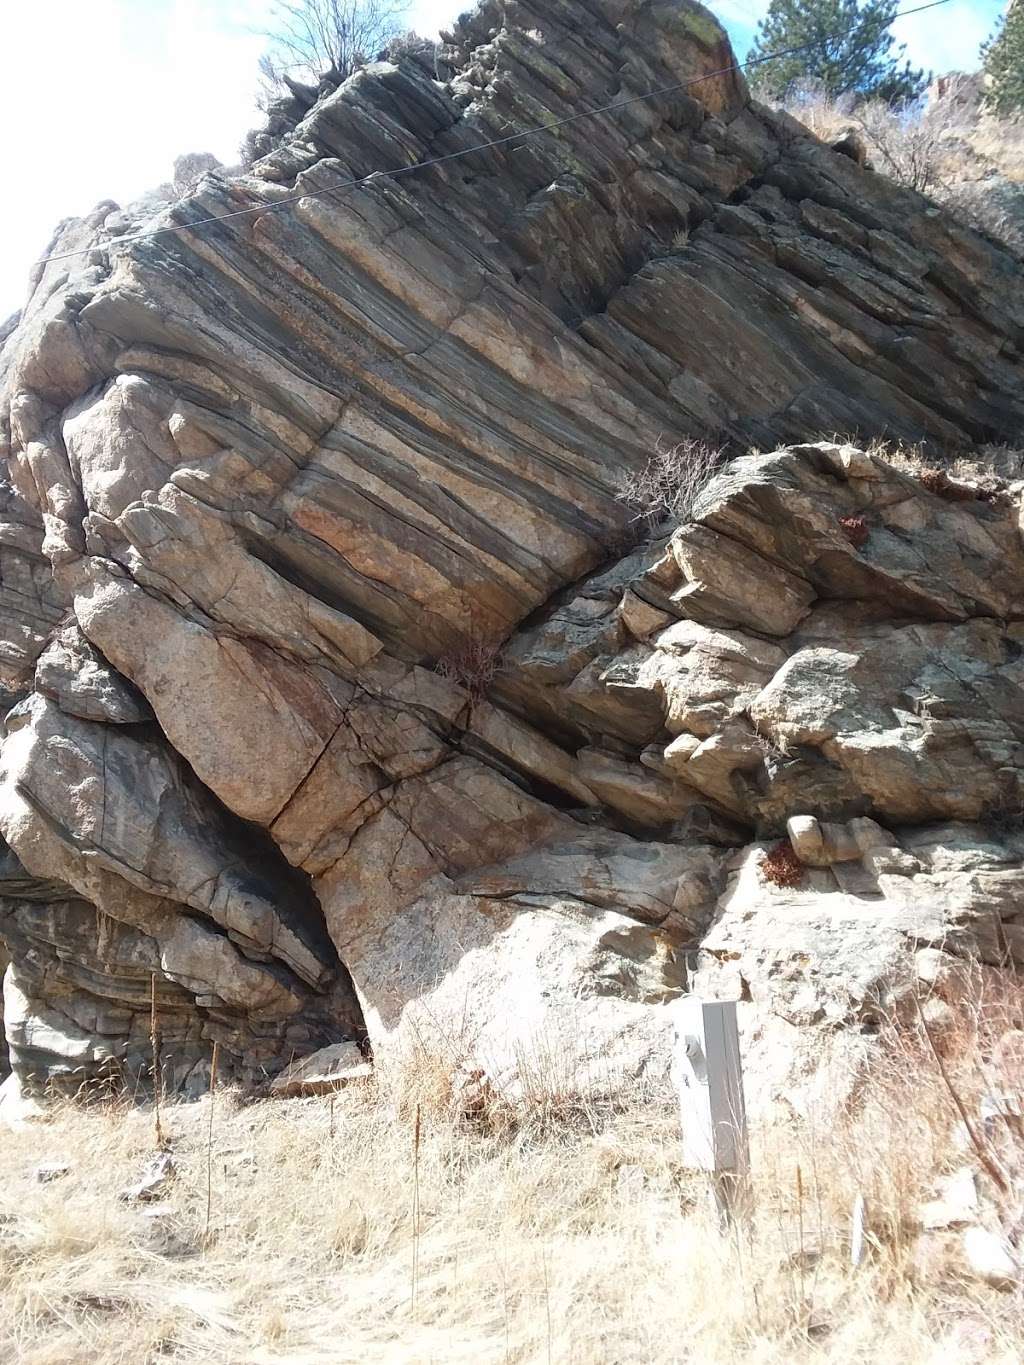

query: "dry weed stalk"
(912, 992), (1011, 1196)
(541, 1243), (553, 1365)
(410, 1102), (421, 1317)
(150, 972), (164, 1149)
(204, 1040), (220, 1246)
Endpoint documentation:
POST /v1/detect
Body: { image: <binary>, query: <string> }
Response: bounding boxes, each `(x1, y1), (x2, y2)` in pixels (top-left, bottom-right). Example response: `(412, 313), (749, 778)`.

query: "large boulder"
(0, 0), (1022, 1101)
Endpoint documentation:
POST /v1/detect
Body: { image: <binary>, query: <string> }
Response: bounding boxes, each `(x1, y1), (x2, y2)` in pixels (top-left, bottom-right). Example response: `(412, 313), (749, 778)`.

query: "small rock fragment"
(786, 815), (825, 865)
(962, 1226), (1019, 1288)
(269, 1041), (371, 1097)
(919, 1166), (978, 1230)
(119, 1151), (176, 1203)
(34, 1161), (71, 1183)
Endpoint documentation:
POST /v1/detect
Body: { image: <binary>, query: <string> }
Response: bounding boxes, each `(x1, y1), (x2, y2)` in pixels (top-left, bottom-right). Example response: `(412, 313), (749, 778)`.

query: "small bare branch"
(615, 437), (722, 530)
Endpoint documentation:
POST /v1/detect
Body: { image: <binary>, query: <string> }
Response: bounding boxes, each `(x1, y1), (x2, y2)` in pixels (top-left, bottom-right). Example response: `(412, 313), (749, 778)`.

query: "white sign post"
(673, 997), (749, 1225)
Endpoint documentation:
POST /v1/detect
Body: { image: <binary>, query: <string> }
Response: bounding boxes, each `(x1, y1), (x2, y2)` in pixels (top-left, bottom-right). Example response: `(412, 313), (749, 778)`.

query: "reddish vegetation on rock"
(838, 514), (870, 548)
(759, 841), (806, 889)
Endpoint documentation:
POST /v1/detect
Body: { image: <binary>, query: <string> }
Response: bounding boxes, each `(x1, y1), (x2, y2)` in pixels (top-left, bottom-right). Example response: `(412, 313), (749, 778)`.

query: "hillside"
(0, 1), (1023, 1354)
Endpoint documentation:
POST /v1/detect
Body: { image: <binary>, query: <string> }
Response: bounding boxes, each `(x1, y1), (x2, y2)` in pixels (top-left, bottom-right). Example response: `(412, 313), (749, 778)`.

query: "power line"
(36, 0), (953, 268)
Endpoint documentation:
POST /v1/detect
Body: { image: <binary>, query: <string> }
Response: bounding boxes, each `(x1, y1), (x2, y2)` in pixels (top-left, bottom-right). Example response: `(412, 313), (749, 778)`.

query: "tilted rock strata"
(0, 0), (1022, 1099)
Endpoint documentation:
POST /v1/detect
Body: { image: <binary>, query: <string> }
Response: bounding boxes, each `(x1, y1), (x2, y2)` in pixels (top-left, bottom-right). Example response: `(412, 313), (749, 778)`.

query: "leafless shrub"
(759, 839), (805, 889)
(616, 437), (722, 530)
(769, 77), (857, 143)
(772, 78), (1024, 255)
(260, 0), (410, 91)
(853, 99), (966, 195)
(434, 636), (501, 701)
(671, 227), (690, 251)
(765, 79), (964, 196)
(171, 152), (222, 196)
(940, 179), (1024, 255)
(750, 717), (792, 761)
(838, 514), (870, 548)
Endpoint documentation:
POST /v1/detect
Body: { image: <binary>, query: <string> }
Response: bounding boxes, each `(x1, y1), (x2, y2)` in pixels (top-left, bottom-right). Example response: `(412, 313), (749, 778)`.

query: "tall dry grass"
(764, 78), (1024, 254)
(1, 974), (1024, 1363)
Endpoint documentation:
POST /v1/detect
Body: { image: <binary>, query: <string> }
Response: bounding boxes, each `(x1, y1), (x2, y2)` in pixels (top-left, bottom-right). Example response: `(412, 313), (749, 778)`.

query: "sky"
(0, 0), (1006, 321)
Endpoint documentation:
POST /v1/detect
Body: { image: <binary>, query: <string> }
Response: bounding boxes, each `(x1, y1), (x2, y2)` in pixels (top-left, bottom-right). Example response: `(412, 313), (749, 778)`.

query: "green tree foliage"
(747, 0), (928, 103)
(983, 1), (1024, 115)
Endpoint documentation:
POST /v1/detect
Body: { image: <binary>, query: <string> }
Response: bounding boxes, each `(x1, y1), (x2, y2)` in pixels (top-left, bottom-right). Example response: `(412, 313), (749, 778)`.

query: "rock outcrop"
(0, 0), (1022, 1104)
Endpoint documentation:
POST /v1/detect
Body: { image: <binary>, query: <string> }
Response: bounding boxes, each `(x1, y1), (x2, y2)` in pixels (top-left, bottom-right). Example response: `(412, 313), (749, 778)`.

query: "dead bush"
(941, 179), (1024, 255)
(616, 437), (722, 530)
(854, 99), (965, 195)
(771, 78), (1024, 255)
(433, 636), (501, 701)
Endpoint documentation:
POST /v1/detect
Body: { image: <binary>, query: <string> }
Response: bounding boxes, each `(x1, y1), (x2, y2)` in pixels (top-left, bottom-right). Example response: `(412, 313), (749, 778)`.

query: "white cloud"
(0, 0), (271, 318)
(407, 0), (461, 35)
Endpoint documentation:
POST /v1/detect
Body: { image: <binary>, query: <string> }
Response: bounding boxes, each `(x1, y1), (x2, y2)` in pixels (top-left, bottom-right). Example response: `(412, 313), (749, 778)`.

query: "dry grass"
(2, 982), (1024, 1364)
(767, 80), (1024, 253)
(827, 436), (1024, 488)
(861, 435), (930, 473)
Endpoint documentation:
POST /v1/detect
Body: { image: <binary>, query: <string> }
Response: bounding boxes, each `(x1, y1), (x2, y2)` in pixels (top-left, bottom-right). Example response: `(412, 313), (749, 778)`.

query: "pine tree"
(983, 1), (1024, 115)
(747, 0), (928, 104)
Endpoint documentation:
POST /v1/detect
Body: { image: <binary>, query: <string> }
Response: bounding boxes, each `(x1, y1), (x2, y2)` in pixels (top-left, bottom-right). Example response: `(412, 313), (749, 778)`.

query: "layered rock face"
(0, 0), (1022, 1101)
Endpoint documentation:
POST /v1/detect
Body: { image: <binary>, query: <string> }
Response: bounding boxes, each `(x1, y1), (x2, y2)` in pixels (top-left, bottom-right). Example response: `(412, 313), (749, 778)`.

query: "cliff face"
(0, 0), (1022, 1104)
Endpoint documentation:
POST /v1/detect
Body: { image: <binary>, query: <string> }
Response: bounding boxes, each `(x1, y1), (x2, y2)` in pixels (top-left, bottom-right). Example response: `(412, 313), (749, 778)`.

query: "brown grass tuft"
(918, 467), (977, 501)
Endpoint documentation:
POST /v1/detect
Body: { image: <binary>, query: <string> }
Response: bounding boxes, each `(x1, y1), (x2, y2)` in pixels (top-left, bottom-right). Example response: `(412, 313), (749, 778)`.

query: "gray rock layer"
(0, 0), (1021, 1099)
